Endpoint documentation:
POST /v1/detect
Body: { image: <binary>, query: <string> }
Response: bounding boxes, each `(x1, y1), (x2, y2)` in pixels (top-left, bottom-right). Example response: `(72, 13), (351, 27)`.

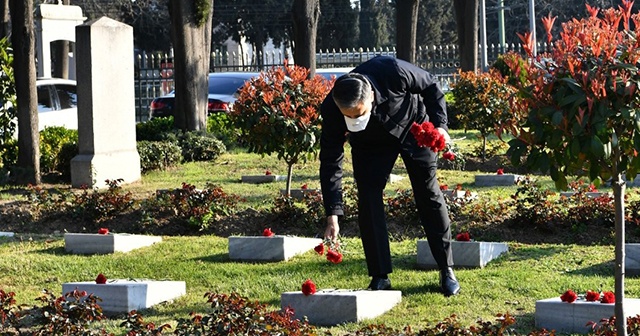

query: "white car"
(36, 78), (78, 131)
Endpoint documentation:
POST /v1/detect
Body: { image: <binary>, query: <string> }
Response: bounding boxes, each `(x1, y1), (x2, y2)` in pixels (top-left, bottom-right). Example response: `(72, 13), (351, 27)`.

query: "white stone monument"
(228, 236), (322, 261)
(35, 4), (85, 79)
(64, 233), (162, 254)
(71, 17), (141, 189)
(417, 240), (508, 268)
(62, 280), (186, 313)
(281, 289), (402, 326)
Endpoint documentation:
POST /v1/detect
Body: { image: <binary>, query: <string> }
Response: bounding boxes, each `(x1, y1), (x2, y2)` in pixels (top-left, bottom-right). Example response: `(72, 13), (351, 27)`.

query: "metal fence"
(134, 42), (544, 122)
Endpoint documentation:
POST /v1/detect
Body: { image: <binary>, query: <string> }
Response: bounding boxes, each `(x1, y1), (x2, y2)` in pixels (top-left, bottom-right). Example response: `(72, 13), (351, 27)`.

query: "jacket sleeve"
(319, 94), (347, 217)
(397, 60), (449, 131)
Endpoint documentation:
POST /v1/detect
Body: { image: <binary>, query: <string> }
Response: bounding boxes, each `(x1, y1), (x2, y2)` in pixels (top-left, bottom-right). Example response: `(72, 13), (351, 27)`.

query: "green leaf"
(551, 111), (564, 126)
(590, 136), (605, 158)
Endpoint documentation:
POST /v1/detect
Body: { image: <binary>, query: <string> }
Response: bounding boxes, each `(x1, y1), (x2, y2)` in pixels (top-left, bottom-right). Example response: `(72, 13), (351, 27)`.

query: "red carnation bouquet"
(410, 121), (446, 152)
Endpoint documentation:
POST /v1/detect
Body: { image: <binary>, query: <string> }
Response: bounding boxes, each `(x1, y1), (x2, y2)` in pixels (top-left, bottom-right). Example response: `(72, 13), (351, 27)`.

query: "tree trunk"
(168, 0), (213, 131)
(0, 0), (9, 39)
(9, 0), (40, 185)
(453, 0), (478, 71)
(52, 0), (71, 79)
(613, 172), (627, 336)
(285, 162), (294, 197)
(395, 0), (419, 63)
(292, 0), (320, 77)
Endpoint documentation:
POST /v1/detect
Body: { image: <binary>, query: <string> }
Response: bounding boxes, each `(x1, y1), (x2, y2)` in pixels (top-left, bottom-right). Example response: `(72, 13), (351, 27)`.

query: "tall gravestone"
(71, 17), (140, 189)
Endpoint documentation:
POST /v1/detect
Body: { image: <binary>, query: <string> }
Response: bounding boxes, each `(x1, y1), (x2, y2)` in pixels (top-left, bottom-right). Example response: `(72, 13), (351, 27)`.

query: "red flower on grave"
(497, 168), (504, 175)
(455, 232), (471, 242)
(442, 151), (455, 161)
(301, 279), (316, 296)
(560, 289), (578, 303)
(314, 243), (325, 255)
(585, 290), (600, 302)
(98, 228), (109, 235)
(588, 184), (598, 192)
(263, 228), (275, 237)
(95, 273), (107, 284)
(326, 250), (343, 264)
(301, 183), (308, 190)
(601, 291), (615, 304)
(410, 121), (446, 152)
(265, 170), (272, 176)
(440, 184), (448, 191)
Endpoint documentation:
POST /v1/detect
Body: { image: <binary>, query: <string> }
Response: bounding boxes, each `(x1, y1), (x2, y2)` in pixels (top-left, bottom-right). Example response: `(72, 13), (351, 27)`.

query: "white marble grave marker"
(281, 289), (402, 326)
(228, 236), (322, 261)
(626, 243), (640, 276)
(417, 240), (508, 269)
(474, 174), (523, 187)
(64, 233), (162, 254)
(535, 297), (640, 334)
(241, 175), (286, 184)
(63, 280), (185, 313)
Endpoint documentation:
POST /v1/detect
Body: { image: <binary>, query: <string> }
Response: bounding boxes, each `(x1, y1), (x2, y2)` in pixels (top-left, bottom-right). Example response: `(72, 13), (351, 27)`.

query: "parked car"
(36, 78), (78, 131)
(148, 68), (353, 120)
(148, 72), (260, 119)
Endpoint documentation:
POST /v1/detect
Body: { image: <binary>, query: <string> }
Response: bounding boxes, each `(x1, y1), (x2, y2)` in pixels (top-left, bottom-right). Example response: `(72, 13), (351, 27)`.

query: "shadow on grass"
(567, 260), (615, 277)
(35, 246), (67, 255)
(501, 245), (569, 263)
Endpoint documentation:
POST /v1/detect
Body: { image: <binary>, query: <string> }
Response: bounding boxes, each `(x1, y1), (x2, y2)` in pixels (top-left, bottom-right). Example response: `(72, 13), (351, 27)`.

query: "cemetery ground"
(1, 130), (640, 334)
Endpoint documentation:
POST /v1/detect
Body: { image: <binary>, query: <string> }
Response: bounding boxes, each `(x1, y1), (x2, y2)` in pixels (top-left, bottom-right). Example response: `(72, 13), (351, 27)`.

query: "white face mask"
(344, 112), (371, 132)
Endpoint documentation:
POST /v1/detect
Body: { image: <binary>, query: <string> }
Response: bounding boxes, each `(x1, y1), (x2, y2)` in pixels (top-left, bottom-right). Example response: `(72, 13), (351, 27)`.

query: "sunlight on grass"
(0, 236), (637, 335)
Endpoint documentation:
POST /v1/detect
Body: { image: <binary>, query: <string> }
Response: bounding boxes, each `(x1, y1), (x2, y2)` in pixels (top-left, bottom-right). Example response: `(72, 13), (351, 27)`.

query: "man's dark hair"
(332, 73), (372, 109)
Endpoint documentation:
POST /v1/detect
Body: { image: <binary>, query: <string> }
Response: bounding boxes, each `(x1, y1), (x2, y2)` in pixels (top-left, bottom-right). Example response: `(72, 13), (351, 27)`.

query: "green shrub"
(0, 37), (16, 145)
(39, 126), (78, 173)
(57, 141), (79, 182)
(444, 91), (462, 130)
(178, 131), (226, 162)
(207, 111), (241, 148)
(137, 140), (182, 172)
(136, 116), (174, 141)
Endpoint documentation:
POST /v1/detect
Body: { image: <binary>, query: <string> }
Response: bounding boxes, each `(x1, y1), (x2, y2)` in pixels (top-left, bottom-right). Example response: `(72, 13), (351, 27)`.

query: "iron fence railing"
(134, 42), (547, 122)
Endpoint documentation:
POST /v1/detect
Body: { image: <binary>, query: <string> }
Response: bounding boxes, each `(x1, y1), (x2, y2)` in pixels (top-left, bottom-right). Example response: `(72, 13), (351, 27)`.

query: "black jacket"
(319, 56), (448, 216)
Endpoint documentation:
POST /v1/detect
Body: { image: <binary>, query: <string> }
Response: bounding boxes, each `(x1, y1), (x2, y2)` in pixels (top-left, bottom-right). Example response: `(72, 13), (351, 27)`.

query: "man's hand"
(324, 215), (340, 242)
(437, 127), (451, 144)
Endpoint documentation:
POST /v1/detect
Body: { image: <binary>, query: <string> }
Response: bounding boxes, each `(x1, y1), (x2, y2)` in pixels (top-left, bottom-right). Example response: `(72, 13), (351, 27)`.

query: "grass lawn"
(0, 129), (636, 335)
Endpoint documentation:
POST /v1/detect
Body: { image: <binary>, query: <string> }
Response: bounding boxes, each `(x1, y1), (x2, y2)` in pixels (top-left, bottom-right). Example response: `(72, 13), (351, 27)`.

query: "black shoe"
(367, 277), (392, 290)
(439, 267), (460, 296)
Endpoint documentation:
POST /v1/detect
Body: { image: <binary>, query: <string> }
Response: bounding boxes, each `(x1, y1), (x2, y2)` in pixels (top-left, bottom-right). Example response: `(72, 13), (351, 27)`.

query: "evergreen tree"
(359, 0), (394, 48)
(416, 0), (456, 46)
(317, 0), (359, 50)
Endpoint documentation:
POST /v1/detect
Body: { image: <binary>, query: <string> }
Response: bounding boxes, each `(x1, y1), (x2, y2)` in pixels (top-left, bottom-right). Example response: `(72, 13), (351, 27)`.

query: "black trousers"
(350, 124), (453, 276)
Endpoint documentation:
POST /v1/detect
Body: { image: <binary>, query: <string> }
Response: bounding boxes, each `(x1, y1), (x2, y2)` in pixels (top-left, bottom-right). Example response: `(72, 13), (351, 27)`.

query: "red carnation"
(560, 289), (578, 303)
(301, 279), (316, 296)
(588, 184), (598, 192)
(585, 290), (600, 302)
(98, 228), (109, 235)
(326, 250), (343, 264)
(456, 232), (471, 241)
(95, 273), (107, 284)
(442, 151), (455, 161)
(314, 243), (325, 255)
(410, 121), (446, 153)
(301, 183), (308, 190)
(496, 168), (504, 175)
(263, 228), (275, 237)
(601, 291), (615, 304)
(440, 184), (448, 191)
(265, 170), (272, 176)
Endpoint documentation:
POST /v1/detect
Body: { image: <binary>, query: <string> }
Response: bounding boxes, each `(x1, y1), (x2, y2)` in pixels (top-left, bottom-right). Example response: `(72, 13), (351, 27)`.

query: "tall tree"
(453, 0), (477, 71)
(168, 0), (214, 131)
(0, 0), (9, 39)
(212, 0), (290, 68)
(416, 0), (456, 46)
(9, 0), (40, 184)
(119, 0), (171, 52)
(316, 0), (358, 50)
(359, 0), (394, 48)
(292, 0), (320, 73)
(395, 0), (419, 63)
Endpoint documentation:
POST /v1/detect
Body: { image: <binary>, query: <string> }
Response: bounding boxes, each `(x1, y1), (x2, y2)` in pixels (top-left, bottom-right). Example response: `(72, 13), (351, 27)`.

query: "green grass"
(0, 236), (635, 335)
(0, 131), (636, 335)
